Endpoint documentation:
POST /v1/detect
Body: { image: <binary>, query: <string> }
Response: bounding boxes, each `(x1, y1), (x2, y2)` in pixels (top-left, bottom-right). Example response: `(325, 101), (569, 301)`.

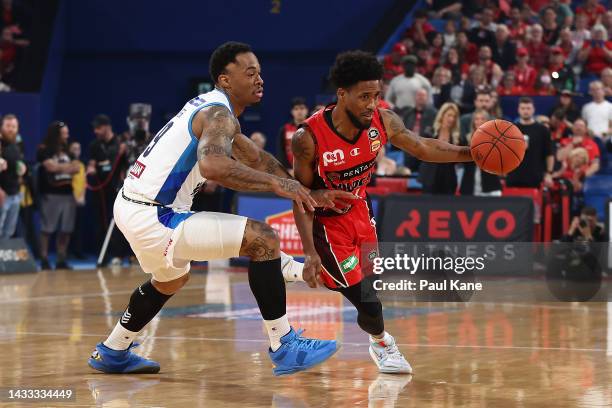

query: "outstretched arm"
(381, 109), (473, 163)
(231, 132), (293, 179)
(196, 105), (316, 212)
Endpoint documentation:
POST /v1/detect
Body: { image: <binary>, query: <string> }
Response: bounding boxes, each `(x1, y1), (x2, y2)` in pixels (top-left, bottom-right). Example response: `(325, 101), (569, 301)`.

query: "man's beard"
(346, 109), (371, 130)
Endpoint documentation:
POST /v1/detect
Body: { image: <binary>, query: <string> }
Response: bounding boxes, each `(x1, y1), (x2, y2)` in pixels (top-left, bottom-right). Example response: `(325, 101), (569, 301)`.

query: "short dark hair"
(475, 85), (492, 97)
(519, 96), (534, 105)
(291, 97), (307, 109)
(1, 113), (17, 124)
(329, 50), (383, 89)
(209, 41), (252, 84)
(581, 206), (597, 217)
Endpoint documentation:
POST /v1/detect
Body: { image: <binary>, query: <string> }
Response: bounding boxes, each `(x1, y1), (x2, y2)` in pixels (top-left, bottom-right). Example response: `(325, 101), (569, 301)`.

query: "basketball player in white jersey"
(88, 42), (355, 376)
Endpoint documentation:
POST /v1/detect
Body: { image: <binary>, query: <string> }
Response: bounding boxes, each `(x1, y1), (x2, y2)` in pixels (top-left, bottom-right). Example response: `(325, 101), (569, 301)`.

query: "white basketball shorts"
(114, 191), (247, 282)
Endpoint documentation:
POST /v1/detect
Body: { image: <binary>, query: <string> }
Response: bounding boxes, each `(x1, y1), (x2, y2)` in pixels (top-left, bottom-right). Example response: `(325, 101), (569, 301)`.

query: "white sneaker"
(369, 333), (413, 374)
(280, 251), (304, 283)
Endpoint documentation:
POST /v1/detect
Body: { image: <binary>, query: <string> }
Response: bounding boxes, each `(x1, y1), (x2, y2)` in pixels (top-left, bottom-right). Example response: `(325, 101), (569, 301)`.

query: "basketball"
(470, 119), (526, 176)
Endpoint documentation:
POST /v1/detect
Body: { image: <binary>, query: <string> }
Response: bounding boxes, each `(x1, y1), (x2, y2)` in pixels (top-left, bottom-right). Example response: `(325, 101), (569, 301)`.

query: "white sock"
(264, 315), (291, 352)
(370, 331), (393, 347)
(103, 322), (139, 351)
(280, 251), (304, 282)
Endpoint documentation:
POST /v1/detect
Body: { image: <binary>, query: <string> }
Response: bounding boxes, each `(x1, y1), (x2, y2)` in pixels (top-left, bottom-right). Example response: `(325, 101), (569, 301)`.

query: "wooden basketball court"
(1, 266), (611, 407)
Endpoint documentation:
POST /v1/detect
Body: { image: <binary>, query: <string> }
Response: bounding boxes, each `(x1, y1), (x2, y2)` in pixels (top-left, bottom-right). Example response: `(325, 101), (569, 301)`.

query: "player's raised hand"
(310, 189), (360, 213)
(303, 252), (323, 288)
(272, 178), (317, 213)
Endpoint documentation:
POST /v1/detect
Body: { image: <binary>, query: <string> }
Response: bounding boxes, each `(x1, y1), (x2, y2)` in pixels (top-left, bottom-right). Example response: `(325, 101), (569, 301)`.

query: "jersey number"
(143, 121), (174, 157)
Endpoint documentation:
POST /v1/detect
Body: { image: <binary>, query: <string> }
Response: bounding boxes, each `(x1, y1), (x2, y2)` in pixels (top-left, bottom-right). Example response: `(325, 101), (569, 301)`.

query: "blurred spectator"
(541, 0), (573, 28)
(457, 66), (488, 113)
(468, 8), (496, 48)
(572, 13), (593, 49)
(0, 0), (28, 30)
(414, 44), (437, 78)
(470, 45), (503, 87)
(37, 121), (80, 270)
(385, 55), (432, 110)
(506, 97), (555, 188)
(561, 206), (606, 242)
(0, 25), (28, 83)
(533, 68), (557, 95)
(427, 32), (445, 65)
(0, 113), (24, 238)
(383, 43), (407, 81)
(549, 109), (571, 140)
(513, 47), (537, 92)
(418, 103), (461, 194)
(399, 88), (437, 171)
(426, 0), (462, 19)
(558, 147), (591, 196)
(547, 46), (576, 92)
(549, 89), (581, 122)
(250, 131), (267, 150)
(581, 81), (612, 139)
(375, 147), (399, 176)
(277, 97), (308, 169)
(507, 7), (529, 42)
(542, 7), (562, 45)
(601, 67), (612, 96)
(556, 118), (600, 175)
(492, 24), (517, 70)
(577, 25), (612, 75)
(460, 109), (502, 196)
(460, 87), (492, 139)
(123, 103), (152, 167)
(442, 19), (458, 52)
(557, 28), (577, 62)
(405, 9), (434, 46)
(431, 66), (452, 108)
(68, 140), (86, 259)
(489, 90), (503, 118)
(456, 31), (479, 65)
(443, 46), (469, 85)
(603, 11), (612, 39)
(575, 0), (606, 28)
(497, 71), (525, 95)
(87, 114), (128, 266)
(525, 24), (550, 70)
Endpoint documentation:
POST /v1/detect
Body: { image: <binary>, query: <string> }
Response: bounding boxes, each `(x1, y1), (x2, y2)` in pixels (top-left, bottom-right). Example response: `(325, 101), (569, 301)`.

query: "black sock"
(248, 258), (286, 320)
(120, 280), (173, 332)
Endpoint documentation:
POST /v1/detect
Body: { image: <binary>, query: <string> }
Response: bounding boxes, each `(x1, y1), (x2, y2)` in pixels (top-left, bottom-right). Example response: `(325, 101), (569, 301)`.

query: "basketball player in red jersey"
(292, 51), (474, 374)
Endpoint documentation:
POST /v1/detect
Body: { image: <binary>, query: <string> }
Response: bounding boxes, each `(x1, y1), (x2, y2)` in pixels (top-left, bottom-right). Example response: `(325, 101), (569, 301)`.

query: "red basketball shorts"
(312, 199), (379, 289)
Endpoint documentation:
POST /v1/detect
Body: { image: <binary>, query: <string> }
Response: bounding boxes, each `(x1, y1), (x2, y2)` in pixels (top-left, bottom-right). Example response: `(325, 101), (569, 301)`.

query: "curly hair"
(209, 41), (252, 84)
(329, 50), (383, 89)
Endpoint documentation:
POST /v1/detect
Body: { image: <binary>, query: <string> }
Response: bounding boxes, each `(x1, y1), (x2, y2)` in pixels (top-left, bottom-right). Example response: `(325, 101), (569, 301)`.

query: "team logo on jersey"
(129, 160), (146, 179)
(368, 128), (380, 140)
(370, 140), (381, 153)
(350, 147), (361, 157)
(327, 172), (340, 183)
(322, 149), (345, 166)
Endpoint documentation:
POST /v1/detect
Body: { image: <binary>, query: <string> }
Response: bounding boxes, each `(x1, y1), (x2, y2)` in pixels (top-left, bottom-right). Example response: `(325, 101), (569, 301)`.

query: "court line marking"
(1, 331), (608, 353)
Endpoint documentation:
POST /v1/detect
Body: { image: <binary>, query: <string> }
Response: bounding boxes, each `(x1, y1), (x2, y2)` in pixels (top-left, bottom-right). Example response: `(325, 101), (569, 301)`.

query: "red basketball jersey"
(303, 104), (387, 208)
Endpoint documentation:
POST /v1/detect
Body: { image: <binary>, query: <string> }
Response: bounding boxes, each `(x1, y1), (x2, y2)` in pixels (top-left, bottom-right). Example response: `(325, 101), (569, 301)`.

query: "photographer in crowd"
(561, 206), (607, 243)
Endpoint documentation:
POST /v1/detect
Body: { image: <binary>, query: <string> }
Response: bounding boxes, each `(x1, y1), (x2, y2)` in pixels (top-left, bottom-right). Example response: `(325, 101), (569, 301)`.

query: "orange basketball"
(470, 119), (526, 176)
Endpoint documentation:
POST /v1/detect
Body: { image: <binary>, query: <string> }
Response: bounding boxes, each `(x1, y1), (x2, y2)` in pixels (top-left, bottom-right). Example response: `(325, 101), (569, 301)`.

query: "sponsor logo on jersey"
(368, 250), (378, 261)
(327, 172), (341, 183)
(322, 149), (345, 166)
(340, 255), (359, 273)
(368, 128), (380, 140)
(370, 140), (382, 152)
(350, 147), (361, 157)
(129, 160), (146, 179)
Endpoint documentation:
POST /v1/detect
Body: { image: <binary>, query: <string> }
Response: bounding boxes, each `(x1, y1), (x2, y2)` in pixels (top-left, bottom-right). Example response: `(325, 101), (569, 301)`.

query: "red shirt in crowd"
(497, 84), (525, 96)
(526, 42), (550, 69)
(512, 65), (537, 91)
(560, 136), (601, 162)
(583, 40), (612, 75)
(576, 4), (606, 27)
(383, 55), (404, 81)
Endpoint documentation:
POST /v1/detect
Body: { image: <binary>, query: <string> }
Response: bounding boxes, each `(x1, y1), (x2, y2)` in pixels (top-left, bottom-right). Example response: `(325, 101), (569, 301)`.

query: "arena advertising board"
(0, 238), (38, 274)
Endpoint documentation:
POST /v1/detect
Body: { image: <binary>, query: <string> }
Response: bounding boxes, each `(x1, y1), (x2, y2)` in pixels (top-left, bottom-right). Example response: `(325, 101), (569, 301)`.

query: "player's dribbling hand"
(272, 178), (317, 213)
(310, 190), (360, 213)
(303, 252), (323, 288)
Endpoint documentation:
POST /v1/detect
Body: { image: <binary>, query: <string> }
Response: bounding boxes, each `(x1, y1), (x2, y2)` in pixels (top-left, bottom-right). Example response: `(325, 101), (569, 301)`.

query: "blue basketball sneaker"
(88, 342), (160, 374)
(268, 327), (340, 376)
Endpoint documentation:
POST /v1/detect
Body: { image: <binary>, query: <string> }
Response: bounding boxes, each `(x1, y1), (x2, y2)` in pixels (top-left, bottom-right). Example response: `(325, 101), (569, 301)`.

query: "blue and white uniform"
(115, 88), (247, 281)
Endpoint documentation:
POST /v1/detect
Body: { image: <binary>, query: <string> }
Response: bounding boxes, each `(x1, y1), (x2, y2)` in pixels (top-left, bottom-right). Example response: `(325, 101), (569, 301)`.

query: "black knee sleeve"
(356, 300), (384, 335)
(120, 280), (173, 332)
(248, 258), (286, 320)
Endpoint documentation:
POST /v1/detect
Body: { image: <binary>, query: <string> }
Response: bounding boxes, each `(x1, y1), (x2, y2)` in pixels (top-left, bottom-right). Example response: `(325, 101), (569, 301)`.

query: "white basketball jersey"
(123, 88), (233, 211)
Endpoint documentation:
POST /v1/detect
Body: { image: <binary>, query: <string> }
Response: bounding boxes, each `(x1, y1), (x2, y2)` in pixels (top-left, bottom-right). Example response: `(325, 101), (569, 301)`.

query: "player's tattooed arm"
(381, 109), (473, 163)
(231, 133), (293, 179)
(196, 106), (317, 211)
